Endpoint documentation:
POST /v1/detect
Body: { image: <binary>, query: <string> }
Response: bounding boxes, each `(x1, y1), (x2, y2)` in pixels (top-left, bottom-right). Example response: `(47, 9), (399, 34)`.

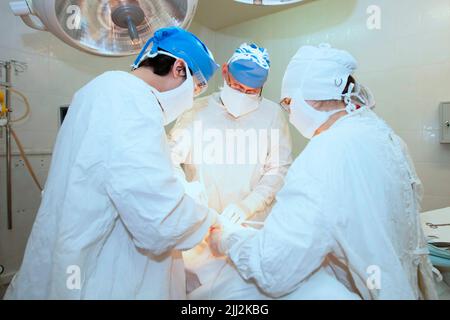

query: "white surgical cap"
(281, 43), (358, 101)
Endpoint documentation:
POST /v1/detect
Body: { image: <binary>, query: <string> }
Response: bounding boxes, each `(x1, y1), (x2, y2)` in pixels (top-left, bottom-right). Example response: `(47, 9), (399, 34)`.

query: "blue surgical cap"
(228, 43), (270, 89)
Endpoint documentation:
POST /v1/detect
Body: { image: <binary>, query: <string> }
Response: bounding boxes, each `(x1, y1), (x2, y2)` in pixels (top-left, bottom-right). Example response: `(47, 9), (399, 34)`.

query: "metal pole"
(5, 62), (12, 230)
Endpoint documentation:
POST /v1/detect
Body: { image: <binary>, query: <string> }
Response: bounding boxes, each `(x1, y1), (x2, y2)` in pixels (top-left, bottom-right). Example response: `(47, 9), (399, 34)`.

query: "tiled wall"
(213, 0), (450, 212)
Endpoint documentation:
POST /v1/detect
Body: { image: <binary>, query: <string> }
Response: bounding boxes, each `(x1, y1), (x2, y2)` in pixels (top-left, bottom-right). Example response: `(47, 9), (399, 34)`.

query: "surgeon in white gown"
(169, 43), (293, 299)
(208, 44), (438, 300)
(4, 27), (219, 300)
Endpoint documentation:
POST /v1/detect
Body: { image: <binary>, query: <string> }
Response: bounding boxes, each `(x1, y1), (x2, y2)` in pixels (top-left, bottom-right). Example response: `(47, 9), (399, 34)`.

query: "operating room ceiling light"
(234, 0), (304, 5)
(9, 0), (198, 57)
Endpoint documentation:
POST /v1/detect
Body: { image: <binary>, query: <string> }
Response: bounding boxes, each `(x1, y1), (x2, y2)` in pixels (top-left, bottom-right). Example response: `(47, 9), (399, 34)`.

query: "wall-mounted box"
(440, 102), (450, 144)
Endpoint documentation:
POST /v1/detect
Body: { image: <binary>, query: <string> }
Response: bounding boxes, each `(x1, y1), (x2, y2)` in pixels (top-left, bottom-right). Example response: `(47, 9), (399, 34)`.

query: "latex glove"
(184, 181), (209, 207)
(207, 227), (223, 258)
(207, 214), (243, 257)
(221, 203), (247, 224)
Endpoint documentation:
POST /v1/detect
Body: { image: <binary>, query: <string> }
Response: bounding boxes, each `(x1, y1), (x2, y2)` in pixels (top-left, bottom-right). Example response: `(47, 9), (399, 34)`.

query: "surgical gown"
(169, 93), (293, 299)
(5, 71), (215, 300)
(222, 108), (438, 300)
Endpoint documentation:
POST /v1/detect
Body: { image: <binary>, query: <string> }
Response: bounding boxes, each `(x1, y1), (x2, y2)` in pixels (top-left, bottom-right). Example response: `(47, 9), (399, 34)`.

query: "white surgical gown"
(5, 71), (215, 300)
(222, 108), (438, 300)
(169, 93), (293, 299)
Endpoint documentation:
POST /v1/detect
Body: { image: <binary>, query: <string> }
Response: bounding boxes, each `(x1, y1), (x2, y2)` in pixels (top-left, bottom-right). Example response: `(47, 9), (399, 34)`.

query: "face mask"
(220, 82), (261, 118)
(151, 64), (194, 126)
(289, 94), (344, 140)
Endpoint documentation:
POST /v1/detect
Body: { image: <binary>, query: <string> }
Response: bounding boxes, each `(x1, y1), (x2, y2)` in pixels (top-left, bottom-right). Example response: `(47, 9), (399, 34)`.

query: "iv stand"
(0, 60), (27, 230)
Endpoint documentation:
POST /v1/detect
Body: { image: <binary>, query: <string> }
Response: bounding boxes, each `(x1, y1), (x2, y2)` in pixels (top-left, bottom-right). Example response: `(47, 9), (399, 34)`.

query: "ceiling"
(194, 0), (306, 30)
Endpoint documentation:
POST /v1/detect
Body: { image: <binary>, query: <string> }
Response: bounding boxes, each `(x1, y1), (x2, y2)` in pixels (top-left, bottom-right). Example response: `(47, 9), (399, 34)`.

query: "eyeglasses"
(226, 73), (261, 95)
(179, 60), (208, 98)
(192, 69), (208, 97)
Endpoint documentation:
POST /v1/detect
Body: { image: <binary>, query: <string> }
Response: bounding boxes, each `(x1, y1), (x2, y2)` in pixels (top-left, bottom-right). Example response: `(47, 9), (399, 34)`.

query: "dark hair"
(342, 75), (356, 94)
(138, 53), (176, 76)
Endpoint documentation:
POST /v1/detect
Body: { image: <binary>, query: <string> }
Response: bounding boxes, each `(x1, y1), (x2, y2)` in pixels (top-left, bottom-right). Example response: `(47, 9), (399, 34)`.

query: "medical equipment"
(9, 0), (199, 57)
(235, 0), (304, 5)
(428, 244), (450, 267)
(0, 60), (42, 230)
(426, 222), (450, 230)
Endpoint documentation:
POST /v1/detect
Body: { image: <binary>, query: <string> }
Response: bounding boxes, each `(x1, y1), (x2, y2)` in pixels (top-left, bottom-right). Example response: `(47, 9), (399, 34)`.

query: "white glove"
(184, 181), (209, 207)
(207, 214), (243, 257)
(221, 203), (247, 224)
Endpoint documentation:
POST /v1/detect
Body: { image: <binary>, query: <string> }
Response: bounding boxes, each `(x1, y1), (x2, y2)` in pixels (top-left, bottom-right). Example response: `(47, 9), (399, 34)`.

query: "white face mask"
(220, 82), (261, 118)
(289, 94), (344, 140)
(151, 64), (194, 126)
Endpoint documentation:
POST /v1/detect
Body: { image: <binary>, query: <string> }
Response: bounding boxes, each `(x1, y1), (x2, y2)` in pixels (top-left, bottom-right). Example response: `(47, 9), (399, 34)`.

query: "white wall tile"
(0, 47), (50, 95)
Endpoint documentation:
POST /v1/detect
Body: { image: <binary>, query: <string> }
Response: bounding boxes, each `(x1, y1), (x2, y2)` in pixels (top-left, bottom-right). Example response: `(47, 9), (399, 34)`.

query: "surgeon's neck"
(314, 104), (348, 137)
(131, 67), (167, 92)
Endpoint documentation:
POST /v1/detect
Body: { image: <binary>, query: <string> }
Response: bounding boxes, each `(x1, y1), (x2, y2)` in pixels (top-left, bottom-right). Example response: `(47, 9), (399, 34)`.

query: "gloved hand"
(207, 214), (243, 257)
(184, 181), (209, 207)
(207, 226), (223, 258)
(221, 203), (248, 224)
